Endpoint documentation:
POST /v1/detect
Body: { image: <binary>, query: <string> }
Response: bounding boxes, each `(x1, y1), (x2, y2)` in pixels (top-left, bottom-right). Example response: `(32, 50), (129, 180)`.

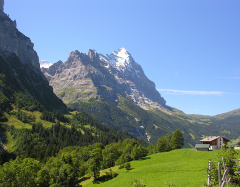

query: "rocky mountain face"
(0, 7), (67, 112)
(0, 11), (39, 69)
(43, 48), (167, 111)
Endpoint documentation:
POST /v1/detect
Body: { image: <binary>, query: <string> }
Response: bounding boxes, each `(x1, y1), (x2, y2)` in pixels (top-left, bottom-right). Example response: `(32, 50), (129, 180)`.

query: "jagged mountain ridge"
(43, 48), (167, 111)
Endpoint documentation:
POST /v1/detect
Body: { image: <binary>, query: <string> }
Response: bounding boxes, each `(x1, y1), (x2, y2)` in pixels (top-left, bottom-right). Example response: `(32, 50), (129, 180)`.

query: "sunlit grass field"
(83, 149), (240, 187)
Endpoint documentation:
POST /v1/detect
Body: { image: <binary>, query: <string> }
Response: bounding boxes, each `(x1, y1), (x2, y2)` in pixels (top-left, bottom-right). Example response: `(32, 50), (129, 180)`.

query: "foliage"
(40, 110), (69, 123)
(14, 92), (45, 112)
(208, 161), (219, 186)
(156, 129), (184, 152)
(0, 91), (10, 119)
(208, 147), (240, 186)
(102, 143), (121, 169)
(0, 157), (41, 187)
(16, 110), (36, 123)
(124, 162), (131, 170)
(105, 168), (118, 179)
(132, 179), (147, 187)
(171, 129), (184, 149)
(36, 157), (80, 187)
(0, 156), (81, 187)
(0, 145), (7, 165)
(88, 148), (103, 181)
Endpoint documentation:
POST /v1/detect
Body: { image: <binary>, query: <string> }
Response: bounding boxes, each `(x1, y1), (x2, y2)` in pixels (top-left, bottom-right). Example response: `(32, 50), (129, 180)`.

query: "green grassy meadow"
(83, 149), (240, 187)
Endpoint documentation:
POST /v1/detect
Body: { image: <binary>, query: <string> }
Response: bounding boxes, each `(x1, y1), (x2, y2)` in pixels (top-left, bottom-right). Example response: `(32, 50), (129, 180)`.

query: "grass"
(5, 110), (54, 129)
(4, 112), (32, 129)
(83, 149), (240, 187)
(5, 131), (16, 152)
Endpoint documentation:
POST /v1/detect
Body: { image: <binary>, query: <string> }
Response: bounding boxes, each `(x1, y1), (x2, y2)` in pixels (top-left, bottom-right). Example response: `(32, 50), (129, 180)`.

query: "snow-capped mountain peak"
(40, 60), (52, 68)
(100, 48), (135, 70)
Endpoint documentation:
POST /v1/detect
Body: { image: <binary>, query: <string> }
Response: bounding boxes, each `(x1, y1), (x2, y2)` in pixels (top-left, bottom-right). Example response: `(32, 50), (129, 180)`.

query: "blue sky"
(5, 0), (240, 116)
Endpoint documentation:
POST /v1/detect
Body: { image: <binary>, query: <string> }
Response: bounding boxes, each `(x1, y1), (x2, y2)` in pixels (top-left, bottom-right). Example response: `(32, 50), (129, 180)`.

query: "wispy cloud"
(228, 77), (240, 80)
(157, 89), (226, 96)
(217, 76), (240, 80)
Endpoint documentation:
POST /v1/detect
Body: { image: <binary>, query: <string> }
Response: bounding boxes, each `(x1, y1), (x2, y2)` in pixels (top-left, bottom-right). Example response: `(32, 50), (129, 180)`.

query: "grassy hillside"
(83, 149), (240, 187)
(69, 98), (202, 146)
(69, 97), (240, 147)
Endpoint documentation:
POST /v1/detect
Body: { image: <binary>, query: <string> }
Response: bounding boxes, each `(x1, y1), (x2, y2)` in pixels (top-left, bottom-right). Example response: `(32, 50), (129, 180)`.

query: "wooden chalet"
(195, 136), (229, 151)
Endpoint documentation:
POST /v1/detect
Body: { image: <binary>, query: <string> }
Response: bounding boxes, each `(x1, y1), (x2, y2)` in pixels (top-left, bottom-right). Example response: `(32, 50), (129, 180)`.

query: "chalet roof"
(200, 136), (229, 142)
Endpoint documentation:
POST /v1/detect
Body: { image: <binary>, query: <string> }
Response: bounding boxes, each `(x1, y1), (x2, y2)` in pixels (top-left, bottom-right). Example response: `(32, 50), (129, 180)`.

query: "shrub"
(124, 162), (131, 170)
(132, 179), (147, 187)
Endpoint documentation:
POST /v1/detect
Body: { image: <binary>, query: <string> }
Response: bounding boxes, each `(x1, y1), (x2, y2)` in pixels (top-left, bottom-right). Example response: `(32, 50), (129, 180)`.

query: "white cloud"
(157, 89), (225, 95)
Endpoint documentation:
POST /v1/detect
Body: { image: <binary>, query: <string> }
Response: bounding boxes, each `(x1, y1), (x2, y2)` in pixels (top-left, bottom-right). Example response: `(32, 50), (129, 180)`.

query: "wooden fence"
(207, 158), (240, 187)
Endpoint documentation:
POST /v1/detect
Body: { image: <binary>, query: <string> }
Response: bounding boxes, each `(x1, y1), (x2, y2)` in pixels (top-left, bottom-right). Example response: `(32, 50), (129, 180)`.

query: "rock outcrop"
(0, 8), (39, 69)
(0, 0), (4, 12)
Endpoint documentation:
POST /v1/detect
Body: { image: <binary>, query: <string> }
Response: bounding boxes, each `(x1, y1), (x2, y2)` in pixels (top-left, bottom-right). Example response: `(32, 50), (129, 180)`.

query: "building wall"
(211, 140), (217, 146)
(217, 137), (224, 149)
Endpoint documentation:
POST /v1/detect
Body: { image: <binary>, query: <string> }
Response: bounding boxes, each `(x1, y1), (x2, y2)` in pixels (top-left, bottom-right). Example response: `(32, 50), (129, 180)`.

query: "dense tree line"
(0, 156), (80, 187)
(14, 92), (45, 112)
(0, 139), (148, 186)
(16, 110), (36, 123)
(156, 129), (184, 152)
(40, 110), (69, 123)
(5, 121), (131, 162)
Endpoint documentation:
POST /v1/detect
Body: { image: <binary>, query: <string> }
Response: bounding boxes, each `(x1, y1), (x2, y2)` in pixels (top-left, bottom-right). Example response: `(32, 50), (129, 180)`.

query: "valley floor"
(82, 149), (240, 187)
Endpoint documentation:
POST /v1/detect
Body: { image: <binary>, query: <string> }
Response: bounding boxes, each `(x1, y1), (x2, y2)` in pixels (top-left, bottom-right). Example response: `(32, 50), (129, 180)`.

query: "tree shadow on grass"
(93, 173), (119, 184)
(126, 168), (134, 172)
(79, 176), (91, 183)
(140, 157), (151, 160)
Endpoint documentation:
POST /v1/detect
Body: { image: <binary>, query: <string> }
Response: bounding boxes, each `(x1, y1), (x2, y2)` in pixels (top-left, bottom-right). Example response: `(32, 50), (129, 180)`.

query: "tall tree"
(156, 136), (168, 152)
(88, 148), (103, 181)
(171, 129), (184, 149)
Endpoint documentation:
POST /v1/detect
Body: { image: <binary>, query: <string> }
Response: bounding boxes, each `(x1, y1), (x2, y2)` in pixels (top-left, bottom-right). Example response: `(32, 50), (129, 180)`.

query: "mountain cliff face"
(0, 11), (39, 69)
(43, 48), (167, 111)
(0, 9), (67, 112)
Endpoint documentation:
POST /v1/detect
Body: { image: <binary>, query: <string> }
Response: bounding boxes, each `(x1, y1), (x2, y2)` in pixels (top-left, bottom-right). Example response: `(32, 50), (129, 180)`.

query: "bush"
(124, 162), (131, 170)
(132, 179), (147, 187)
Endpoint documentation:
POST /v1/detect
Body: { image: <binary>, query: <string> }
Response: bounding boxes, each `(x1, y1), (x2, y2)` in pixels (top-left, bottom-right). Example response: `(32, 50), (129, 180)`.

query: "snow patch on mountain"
(100, 48), (134, 70)
(40, 60), (52, 68)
